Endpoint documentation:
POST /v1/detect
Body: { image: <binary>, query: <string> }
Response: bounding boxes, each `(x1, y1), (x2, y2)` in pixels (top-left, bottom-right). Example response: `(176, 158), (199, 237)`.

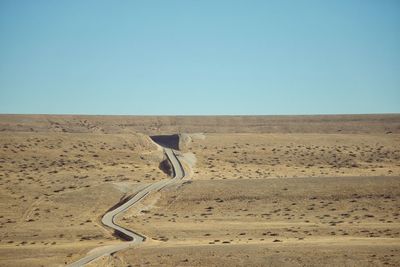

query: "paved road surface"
(68, 148), (185, 267)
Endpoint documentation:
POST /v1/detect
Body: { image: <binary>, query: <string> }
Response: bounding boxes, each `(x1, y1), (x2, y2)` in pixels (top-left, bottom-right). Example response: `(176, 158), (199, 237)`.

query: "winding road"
(68, 147), (186, 267)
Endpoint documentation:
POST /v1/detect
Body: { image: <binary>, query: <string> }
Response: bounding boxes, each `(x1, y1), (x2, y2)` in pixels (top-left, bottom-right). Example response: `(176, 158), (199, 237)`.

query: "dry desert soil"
(0, 114), (399, 266)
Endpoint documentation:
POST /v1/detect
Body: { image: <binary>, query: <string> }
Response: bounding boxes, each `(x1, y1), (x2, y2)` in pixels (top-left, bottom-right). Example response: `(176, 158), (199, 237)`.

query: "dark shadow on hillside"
(150, 134), (180, 150)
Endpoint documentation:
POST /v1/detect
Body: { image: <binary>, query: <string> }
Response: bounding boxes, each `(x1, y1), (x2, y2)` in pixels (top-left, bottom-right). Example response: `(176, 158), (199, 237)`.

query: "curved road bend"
(68, 148), (185, 267)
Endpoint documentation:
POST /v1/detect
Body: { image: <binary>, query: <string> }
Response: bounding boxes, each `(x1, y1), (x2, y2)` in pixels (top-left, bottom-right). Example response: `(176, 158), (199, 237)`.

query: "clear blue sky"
(0, 0), (399, 115)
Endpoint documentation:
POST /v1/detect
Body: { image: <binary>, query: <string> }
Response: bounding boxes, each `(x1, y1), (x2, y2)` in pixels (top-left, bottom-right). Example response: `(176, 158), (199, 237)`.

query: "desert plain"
(0, 114), (399, 266)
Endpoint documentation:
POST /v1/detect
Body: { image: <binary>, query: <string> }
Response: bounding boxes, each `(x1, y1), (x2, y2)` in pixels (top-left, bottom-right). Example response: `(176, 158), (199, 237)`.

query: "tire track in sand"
(68, 147), (186, 266)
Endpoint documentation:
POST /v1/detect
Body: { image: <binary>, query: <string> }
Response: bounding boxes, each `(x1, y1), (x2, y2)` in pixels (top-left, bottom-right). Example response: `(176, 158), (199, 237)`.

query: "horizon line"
(1, 112), (399, 117)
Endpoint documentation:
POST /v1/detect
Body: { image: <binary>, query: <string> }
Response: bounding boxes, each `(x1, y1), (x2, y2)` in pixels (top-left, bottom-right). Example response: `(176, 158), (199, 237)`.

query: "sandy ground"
(186, 133), (400, 179)
(0, 131), (166, 266)
(0, 114), (399, 266)
(1, 114), (399, 134)
(118, 177), (400, 266)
